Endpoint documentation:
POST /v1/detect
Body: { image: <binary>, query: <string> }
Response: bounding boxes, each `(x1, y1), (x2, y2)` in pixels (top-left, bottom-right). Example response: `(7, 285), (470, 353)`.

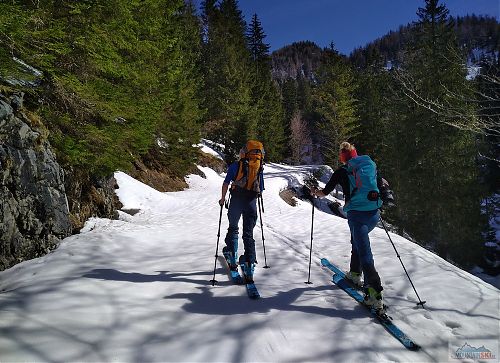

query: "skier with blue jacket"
(312, 141), (385, 310)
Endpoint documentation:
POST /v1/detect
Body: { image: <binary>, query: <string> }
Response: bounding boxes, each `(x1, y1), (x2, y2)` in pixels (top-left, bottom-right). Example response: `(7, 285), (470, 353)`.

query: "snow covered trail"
(0, 163), (498, 362)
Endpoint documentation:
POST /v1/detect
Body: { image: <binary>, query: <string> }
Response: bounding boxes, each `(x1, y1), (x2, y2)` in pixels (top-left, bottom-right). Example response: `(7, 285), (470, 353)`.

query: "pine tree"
(255, 77), (287, 161)
(392, 0), (486, 267)
(354, 67), (393, 158)
(414, 0), (454, 77)
(157, 0), (205, 172)
(313, 46), (359, 166)
(246, 13), (286, 161)
(247, 14), (271, 69)
(280, 78), (298, 158)
(297, 75), (313, 115)
(201, 0), (253, 159)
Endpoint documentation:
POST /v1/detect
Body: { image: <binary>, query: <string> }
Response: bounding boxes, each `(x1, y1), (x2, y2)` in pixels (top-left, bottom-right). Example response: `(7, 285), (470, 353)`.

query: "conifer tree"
(157, 0), (205, 171)
(255, 77), (287, 161)
(313, 46), (359, 166)
(246, 13), (286, 160)
(392, 0), (485, 267)
(201, 0), (253, 159)
(200, 0), (224, 139)
(297, 75), (313, 115)
(278, 78), (299, 159)
(247, 14), (271, 70)
(354, 67), (393, 158)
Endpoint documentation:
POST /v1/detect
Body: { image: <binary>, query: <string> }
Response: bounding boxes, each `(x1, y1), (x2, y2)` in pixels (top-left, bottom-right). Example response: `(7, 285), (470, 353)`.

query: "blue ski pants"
(224, 191), (258, 264)
(347, 209), (383, 292)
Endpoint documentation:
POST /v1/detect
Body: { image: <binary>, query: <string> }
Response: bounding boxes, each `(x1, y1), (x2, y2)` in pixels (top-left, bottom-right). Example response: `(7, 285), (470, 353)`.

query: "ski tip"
(408, 342), (421, 351)
(320, 258), (329, 265)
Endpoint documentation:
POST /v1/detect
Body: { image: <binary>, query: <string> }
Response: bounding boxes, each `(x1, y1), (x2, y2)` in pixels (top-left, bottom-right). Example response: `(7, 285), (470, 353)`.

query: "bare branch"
(394, 69), (500, 137)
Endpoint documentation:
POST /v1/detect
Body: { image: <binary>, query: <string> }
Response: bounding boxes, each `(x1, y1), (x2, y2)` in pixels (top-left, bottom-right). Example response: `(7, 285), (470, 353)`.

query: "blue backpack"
(344, 155), (382, 212)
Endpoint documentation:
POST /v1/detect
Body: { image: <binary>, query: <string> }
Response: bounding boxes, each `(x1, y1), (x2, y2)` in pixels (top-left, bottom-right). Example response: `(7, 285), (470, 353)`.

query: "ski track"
(0, 164), (498, 362)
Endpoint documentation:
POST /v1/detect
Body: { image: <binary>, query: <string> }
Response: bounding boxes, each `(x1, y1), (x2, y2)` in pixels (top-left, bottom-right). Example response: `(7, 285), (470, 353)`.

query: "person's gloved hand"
(302, 185), (315, 200)
(218, 198), (224, 206)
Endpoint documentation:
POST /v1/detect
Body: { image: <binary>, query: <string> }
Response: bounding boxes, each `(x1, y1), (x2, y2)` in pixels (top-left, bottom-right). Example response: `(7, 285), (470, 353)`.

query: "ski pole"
(380, 217), (426, 308)
(210, 203), (224, 286)
(305, 195), (315, 284)
(258, 195), (270, 268)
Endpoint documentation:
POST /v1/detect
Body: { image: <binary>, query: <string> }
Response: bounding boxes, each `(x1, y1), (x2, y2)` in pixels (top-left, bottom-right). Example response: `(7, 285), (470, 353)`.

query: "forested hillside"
(271, 41), (323, 83)
(349, 14), (499, 68)
(200, 0), (286, 160)
(0, 0), (287, 269)
(270, 8), (499, 274)
(0, 1), (204, 178)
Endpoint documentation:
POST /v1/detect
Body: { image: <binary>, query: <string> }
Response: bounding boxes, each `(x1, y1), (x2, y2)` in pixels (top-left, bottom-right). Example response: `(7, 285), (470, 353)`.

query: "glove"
(218, 198), (224, 206)
(302, 185), (315, 200)
(380, 189), (396, 208)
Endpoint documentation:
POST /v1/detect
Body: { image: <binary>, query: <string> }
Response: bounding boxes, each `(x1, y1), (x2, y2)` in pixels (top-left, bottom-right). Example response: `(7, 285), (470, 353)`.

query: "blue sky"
(194, 0), (499, 55)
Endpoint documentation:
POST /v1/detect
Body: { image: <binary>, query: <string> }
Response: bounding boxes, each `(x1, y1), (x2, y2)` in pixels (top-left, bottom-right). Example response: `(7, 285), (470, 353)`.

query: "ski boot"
(222, 246), (238, 271)
(345, 271), (362, 288)
(239, 255), (255, 284)
(363, 286), (384, 312)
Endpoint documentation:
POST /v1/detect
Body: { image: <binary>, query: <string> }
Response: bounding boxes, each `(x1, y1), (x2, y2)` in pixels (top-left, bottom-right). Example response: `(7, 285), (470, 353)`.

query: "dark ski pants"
(224, 192), (258, 264)
(347, 209), (383, 292)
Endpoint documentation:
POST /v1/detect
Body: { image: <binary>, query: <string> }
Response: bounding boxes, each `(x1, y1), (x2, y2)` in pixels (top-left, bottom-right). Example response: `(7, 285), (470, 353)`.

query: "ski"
(222, 250), (244, 284)
(222, 250), (260, 299)
(240, 263), (260, 299)
(244, 282), (260, 299)
(321, 258), (420, 351)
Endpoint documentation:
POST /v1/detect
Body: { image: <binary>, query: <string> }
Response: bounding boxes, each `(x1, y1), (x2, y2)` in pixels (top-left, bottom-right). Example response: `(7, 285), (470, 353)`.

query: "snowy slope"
(0, 161), (498, 362)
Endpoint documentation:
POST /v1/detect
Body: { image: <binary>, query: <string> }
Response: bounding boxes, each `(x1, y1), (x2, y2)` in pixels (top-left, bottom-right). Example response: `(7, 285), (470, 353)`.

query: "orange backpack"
(232, 140), (265, 194)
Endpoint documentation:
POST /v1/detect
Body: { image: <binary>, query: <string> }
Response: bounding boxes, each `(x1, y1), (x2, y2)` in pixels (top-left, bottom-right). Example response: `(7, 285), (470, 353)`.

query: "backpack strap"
(233, 159), (247, 187)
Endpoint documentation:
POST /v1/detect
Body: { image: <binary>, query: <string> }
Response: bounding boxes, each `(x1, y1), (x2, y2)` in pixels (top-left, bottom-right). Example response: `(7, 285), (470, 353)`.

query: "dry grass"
(132, 149), (227, 192)
(130, 158), (188, 192)
(196, 150), (226, 174)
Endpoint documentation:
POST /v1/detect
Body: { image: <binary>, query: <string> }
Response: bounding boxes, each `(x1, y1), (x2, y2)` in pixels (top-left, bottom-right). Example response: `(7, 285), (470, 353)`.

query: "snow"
(197, 143), (223, 159)
(466, 65), (481, 80)
(13, 57), (43, 77)
(0, 157), (499, 362)
(198, 139), (225, 159)
(4, 57), (43, 87)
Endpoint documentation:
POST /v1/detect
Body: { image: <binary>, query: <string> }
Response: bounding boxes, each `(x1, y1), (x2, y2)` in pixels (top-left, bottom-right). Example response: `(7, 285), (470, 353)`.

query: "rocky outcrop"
(0, 94), (72, 270)
(64, 168), (121, 233)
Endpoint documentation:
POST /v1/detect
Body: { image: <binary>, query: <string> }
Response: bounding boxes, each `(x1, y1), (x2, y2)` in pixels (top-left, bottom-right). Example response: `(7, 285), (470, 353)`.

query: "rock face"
(0, 94), (71, 270)
(64, 167), (121, 233)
